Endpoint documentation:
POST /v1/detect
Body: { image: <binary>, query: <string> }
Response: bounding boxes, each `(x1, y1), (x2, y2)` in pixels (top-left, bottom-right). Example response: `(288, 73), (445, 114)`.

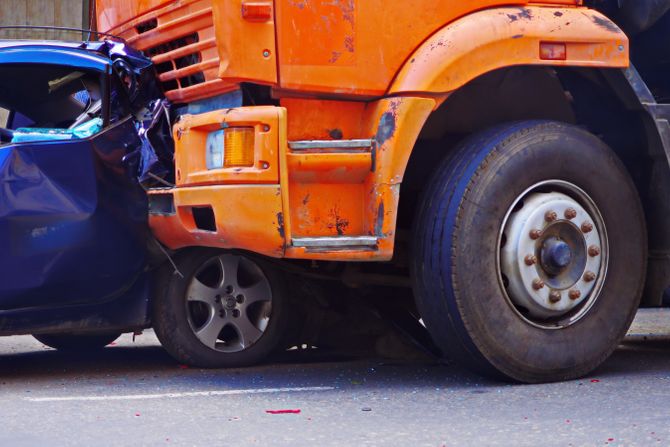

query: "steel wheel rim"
(185, 254), (272, 352)
(496, 180), (609, 329)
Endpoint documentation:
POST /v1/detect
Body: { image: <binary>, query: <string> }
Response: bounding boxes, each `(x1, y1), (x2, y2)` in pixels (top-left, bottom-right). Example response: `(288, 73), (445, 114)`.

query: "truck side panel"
(274, 0), (581, 96)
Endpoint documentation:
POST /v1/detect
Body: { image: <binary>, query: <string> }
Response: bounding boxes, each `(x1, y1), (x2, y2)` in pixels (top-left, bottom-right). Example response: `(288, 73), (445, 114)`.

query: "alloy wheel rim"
(186, 254), (272, 352)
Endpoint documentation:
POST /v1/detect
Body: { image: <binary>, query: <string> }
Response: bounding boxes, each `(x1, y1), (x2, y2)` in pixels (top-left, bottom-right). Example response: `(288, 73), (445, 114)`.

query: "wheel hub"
(540, 238), (572, 274)
(224, 296), (237, 310)
(499, 184), (607, 322)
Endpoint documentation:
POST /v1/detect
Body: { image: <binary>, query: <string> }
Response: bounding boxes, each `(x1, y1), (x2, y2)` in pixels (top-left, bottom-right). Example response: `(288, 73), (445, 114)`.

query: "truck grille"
(110, 0), (234, 104)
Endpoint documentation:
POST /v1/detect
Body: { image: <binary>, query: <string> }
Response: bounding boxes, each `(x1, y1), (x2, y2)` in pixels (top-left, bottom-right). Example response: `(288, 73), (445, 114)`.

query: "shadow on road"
(1, 336), (670, 387)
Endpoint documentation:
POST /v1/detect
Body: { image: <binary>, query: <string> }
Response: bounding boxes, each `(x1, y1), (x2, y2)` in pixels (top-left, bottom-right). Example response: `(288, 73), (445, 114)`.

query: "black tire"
(33, 332), (121, 351)
(411, 121), (647, 383)
(152, 249), (289, 368)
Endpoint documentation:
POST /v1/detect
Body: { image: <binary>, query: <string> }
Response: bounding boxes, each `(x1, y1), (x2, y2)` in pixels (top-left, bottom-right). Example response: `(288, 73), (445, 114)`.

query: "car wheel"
(412, 121), (647, 383)
(33, 332), (121, 351)
(152, 249), (289, 368)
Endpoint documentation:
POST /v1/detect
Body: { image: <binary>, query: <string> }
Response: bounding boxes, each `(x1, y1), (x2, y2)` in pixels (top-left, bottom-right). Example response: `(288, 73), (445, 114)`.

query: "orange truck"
(95, 0), (670, 382)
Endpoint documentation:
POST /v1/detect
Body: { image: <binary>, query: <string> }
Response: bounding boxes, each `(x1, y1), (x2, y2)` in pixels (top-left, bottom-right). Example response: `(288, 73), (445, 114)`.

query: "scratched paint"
(281, 0), (356, 66)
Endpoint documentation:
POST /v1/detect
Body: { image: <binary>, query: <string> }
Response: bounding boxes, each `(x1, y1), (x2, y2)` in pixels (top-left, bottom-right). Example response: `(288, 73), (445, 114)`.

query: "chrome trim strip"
(288, 139), (374, 150)
(292, 236), (378, 248)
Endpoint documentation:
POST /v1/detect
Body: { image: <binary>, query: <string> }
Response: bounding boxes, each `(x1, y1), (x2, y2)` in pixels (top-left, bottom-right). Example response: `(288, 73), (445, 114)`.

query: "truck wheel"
(412, 121), (646, 383)
(153, 249), (289, 368)
(33, 333), (121, 351)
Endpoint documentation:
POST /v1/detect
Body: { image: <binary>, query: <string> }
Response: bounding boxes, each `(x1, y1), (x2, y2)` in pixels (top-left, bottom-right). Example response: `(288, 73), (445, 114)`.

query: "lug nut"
(583, 271), (596, 282)
(545, 210), (558, 222)
(532, 278), (545, 290)
(588, 245), (601, 257)
(524, 254), (538, 266)
(581, 222), (593, 233)
(564, 208), (577, 220)
(568, 289), (581, 300)
(549, 291), (562, 303)
(529, 229), (542, 240)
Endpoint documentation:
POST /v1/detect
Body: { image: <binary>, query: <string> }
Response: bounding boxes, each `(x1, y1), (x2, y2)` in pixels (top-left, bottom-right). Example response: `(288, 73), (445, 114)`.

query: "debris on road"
(265, 409), (301, 415)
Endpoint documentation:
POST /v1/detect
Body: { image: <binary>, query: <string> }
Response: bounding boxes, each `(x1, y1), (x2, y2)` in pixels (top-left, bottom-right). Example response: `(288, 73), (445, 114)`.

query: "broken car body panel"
(0, 40), (161, 334)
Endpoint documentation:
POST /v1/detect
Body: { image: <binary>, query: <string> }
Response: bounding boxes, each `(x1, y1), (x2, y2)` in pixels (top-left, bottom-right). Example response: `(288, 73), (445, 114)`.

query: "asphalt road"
(2, 310), (670, 447)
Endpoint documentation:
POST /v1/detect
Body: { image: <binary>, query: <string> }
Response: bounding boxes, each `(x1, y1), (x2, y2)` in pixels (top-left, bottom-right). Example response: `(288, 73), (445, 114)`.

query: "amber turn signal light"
(224, 127), (255, 168)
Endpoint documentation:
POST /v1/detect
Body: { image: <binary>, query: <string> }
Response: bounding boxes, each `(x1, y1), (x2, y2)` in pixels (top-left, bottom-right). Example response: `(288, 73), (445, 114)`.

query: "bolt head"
(532, 278), (545, 290)
(583, 271), (596, 282)
(529, 229), (542, 240)
(581, 222), (593, 233)
(568, 289), (581, 300)
(545, 210), (558, 222)
(263, 49), (271, 58)
(588, 245), (601, 257)
(549, 291), (562, 303)
(564, 208), (577, 220)
(524, 254), (538, 266)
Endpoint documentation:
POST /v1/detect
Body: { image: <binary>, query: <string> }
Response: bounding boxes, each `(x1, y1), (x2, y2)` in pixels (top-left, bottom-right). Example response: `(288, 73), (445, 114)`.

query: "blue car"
(0, 39), (170, 349)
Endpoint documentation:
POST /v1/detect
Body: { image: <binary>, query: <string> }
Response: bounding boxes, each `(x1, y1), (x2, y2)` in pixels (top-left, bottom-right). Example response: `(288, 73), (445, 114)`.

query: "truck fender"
(389, 6), (629, 96)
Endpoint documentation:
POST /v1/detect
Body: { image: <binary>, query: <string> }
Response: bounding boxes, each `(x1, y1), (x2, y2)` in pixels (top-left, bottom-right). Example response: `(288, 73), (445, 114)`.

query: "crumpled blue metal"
(0, 119), (149, 312)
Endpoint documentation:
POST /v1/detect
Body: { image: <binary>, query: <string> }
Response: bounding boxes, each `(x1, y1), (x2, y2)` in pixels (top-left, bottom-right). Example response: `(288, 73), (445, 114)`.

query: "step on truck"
(95, 0), (670, 382)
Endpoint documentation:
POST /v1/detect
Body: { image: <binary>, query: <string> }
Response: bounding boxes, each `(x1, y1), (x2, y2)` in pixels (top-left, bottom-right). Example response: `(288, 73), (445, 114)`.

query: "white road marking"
(25, 386), (335, 403)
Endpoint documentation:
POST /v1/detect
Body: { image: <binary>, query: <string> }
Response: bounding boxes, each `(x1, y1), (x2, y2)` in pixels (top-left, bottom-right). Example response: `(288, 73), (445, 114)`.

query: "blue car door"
(0, 47), (149, 311)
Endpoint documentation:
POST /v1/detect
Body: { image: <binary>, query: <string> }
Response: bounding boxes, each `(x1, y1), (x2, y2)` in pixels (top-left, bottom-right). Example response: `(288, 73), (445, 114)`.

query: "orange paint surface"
(149, 185), (285, 257)
(95, 0), (636, 262)
(273, 0), (582, 96)
(390, 6), (628, 95)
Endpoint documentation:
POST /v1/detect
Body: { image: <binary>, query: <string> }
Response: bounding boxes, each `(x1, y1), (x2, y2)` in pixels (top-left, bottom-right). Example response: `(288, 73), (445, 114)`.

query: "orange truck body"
(96, 0), (628, 261)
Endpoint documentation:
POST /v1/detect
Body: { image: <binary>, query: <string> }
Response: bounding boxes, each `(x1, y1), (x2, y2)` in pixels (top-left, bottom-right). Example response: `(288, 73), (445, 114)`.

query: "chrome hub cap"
(498, 181), (608, 327)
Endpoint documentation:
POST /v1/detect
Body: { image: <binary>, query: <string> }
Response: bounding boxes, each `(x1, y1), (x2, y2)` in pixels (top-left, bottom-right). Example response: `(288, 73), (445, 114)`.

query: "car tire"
(412, 121), (647, 383)
(152, 249), (289, 368)
(33, 332), (121, 351)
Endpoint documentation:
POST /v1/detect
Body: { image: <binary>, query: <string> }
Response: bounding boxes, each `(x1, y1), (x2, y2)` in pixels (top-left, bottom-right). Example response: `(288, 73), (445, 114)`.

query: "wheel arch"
(388, 5), (628, 96)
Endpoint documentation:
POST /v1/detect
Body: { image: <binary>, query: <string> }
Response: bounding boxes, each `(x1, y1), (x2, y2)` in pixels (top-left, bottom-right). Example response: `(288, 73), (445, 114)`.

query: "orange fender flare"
(389, 6), (628, 96)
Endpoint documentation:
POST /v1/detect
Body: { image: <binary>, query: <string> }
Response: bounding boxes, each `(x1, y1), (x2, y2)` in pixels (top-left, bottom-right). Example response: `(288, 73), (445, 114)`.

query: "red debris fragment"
(590, 379), (600, 383)
(135, 413), (141, 417)
(178, 364), (189, 369)
(265, 409), (301, 414)
(108, 342), (117, 346)
(608, 439), (614, 442)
